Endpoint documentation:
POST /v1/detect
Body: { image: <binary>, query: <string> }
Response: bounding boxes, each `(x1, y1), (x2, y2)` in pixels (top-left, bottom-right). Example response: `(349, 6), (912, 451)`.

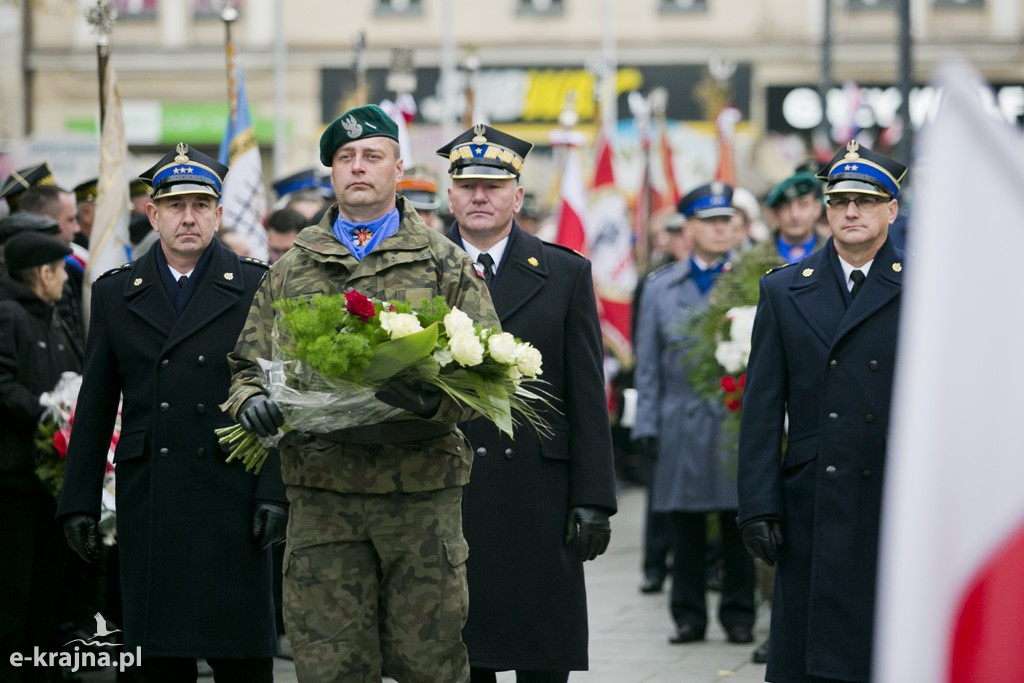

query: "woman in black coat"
(0, 232), (82, 664)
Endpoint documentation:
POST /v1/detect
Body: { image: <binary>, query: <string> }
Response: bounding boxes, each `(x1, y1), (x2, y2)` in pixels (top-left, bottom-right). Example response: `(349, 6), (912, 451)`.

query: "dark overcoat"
(737, 237), (904, 682)
(447, 224), (618, 672)
(58, 239), (286, 658)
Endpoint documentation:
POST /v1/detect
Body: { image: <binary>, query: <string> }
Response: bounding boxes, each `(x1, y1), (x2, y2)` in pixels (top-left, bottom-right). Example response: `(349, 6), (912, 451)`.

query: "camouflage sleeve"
(222, 267), (279, 419)
(429, 246), (501, 424)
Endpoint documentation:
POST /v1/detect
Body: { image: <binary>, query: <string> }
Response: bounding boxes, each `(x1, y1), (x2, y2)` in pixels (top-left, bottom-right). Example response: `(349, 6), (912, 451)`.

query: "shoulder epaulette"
(241, 256), (269, 269)
(765, 262), (795, 276)
(96, 263), (132, 281)
(644, 261), (677, 282)
(544, 241), (585, 259)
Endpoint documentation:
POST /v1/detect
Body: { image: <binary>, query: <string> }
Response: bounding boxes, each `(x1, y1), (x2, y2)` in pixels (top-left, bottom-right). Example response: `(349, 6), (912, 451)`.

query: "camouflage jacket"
(224, 195), (499, 493)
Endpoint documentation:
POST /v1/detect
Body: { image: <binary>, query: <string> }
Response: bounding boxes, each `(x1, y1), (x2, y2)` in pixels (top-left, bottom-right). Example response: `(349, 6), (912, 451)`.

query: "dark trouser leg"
(134, 656), (197, 683)
(641, 461), (671, 582)
(516, 671), (570, 682)
(668, 511), (707, 632)
(716, 510), (756, 630)
(470, 667), (498, 683)
(206, 657), (274, 683)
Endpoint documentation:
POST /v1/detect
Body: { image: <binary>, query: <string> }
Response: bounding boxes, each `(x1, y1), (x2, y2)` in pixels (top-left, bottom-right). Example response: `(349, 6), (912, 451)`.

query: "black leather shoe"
(726, 625), (754, 644)
(639, 575), (664, 594)
(752, 639), (769, 663)
(669, 624), (705, 644)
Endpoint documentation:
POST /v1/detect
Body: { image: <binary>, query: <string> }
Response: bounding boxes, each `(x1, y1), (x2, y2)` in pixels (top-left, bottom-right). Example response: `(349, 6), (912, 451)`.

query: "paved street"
(83, 484), (771, 682)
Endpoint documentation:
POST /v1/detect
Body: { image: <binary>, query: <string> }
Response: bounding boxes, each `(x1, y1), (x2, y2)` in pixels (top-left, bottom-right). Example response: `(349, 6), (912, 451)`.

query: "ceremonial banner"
(875, 61), (1024, 683)
(550, 129), (588, 255)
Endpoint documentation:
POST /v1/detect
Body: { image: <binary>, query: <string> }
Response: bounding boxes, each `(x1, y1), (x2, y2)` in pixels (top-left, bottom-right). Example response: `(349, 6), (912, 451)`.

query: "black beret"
(4, 231), (71, 272)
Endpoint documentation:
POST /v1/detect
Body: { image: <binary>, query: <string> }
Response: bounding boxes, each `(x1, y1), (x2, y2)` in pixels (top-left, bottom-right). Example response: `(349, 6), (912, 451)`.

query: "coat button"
(828, 412), (838, 422)
(868, 360), (879, 371)
(476, 447), (487, 457)
(825, 465), (837, 474)
(504, 448), (514, 459)
(864, 413), (875, 423)
(160, 359), (169, 368)
(160, 402), (169, 412)
(828, 359), (838, 369)
(159, 447), (169, 457)
(862, 470), (872, 478)
(197, 355), (206, 365)
(197, 447), (205, 457)
(196, 404), (206, 413)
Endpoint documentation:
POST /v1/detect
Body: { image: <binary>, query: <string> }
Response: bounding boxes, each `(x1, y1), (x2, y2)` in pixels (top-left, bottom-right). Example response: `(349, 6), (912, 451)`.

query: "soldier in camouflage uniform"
(223, 104), (498, 683)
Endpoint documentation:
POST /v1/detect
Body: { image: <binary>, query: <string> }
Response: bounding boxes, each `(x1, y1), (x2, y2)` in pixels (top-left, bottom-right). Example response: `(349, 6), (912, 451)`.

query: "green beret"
(766, 172), (822, 208)
(319, 105), (399, 166)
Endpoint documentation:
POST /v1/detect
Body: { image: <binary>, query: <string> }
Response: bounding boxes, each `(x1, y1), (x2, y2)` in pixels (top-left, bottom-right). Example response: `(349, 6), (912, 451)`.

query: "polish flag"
(550, 129), (589, 255)
(874, 61), (1024, 683)
(649, 118), (680, 213)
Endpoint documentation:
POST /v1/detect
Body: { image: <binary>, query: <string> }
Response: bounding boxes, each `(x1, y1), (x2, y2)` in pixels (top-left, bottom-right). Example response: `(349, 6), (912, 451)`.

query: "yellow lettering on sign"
(522, 68), (646, 122)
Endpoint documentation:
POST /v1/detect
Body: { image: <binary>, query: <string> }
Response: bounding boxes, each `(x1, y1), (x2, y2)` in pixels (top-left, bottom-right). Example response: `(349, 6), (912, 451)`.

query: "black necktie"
(177, 275), (188, 288)
(850, 269), (866, 299)
(175, 275), (190, 313)
(477, 252), (495, 287)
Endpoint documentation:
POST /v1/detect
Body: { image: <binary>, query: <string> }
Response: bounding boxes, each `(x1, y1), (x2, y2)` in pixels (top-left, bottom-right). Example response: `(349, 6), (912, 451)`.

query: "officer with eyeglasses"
(736, 140), (907, 682)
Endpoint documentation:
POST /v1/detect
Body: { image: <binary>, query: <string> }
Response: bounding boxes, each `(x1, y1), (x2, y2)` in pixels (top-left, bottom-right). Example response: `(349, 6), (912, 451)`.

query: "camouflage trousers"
(282, 485), (470, 682)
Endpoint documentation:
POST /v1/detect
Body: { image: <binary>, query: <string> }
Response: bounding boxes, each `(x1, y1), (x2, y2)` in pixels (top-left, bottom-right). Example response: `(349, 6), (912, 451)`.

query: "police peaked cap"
(319, 105), (400, 167)
(74, 178), (99, 204)
(4, 231), (71, 272)
(816, 140), (907, 199)
(1, 162), (56, 211)
(678, 181), (736, 219)
(436, 124), (533, 180)
(139, 143), (228, 200)
(765, 172), (822, 208)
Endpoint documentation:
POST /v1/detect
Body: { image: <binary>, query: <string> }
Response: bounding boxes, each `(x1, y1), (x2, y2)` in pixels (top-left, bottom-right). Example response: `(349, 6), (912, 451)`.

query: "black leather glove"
(374, 378), (443, 418)
(252, 502), (288, 550)
(238, 395), (284, 438)
(635, 436), (658, 461)
(564, 506), (612, 562)
(741, 517), (784, 566)
(63, 515), (100, 563)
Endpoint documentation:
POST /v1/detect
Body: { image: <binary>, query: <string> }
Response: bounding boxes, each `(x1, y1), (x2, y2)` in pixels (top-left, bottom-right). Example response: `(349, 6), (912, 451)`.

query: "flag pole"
(84, 1), (117, 129)
(222, 4), (239, 132)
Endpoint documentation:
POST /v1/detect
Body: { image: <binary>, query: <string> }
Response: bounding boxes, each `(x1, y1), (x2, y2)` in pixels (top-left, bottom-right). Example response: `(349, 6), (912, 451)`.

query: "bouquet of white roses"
(218, 290), (550, 473)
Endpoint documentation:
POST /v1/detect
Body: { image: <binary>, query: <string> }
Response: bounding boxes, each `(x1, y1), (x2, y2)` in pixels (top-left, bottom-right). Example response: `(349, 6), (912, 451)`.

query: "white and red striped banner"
(550, 129), (589, 255)
(875, 61), (1024, 683)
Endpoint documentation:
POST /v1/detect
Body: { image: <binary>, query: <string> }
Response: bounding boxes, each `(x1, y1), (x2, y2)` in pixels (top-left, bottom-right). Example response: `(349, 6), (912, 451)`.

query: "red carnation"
(344, 290), (375, 323)
(725, 398), (742, 412)
(53, 428), (70, 459)
(721, 375), (738, 393)
(739, 373), (746, 389)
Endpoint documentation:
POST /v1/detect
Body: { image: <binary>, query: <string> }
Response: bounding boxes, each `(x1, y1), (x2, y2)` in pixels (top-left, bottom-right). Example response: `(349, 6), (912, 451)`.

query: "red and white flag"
(550, 129), (589, 255)
(587, 130), (636, 366)
(649, 117), (680, 214)
(875, 61), (1024, 683)
(713, 106), (740, 186)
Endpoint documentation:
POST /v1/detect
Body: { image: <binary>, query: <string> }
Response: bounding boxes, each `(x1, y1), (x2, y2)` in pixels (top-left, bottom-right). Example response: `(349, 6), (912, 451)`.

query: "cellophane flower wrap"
(218, 290), (551, 473)
(685, 249), (780, 451)
(36, 371), (119, 544)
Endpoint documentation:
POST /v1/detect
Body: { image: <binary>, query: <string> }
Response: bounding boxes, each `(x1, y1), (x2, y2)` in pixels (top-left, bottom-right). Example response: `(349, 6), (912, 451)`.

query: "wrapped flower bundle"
(218, 290), (550, 473)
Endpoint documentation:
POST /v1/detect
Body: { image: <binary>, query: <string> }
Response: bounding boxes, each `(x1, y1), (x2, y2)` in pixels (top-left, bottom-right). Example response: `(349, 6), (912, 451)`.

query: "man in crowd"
(223, 105), (498, 682)
(633, 182), (756, 646)
(265, 206), (306, 264)
(0, 162), (55, 214)
(58, 143), (286, 682)
(759, 170), (827, 265)
(397, 169), (443, 231)
(73, 178), (98, 251)
(440, 124), (616, 682)
(738, 141), (907, 681)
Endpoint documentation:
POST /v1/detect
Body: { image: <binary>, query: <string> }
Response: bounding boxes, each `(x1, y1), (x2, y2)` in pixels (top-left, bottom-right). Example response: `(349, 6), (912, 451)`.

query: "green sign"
(66, 103), (284, 144)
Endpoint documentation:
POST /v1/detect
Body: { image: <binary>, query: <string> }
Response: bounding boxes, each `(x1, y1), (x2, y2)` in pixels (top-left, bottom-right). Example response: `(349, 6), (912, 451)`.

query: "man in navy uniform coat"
(440, 124), (617, 683)
(58, 143), (287, 682)
(737, 140), (908, 682)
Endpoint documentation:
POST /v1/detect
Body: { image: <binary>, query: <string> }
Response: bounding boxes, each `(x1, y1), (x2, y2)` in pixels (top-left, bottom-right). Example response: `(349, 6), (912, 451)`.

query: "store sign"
(321, 63), (752, 125)
(768, 83), (1024, 133)
(65, 101), (281, 145)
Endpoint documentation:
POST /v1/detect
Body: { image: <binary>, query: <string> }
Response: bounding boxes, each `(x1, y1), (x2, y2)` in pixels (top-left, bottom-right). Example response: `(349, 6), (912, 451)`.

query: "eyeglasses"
(827, 195), (888, 210)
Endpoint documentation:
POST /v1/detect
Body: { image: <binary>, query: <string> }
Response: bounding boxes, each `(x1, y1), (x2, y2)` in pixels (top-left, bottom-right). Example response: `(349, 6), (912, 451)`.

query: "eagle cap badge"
(341, 115), (363, 139)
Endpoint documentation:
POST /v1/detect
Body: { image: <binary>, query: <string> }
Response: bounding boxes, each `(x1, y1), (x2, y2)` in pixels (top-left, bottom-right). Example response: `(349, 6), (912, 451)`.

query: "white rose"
(715, 340), (746, 374)
(487, 332), (519, 365)
(727, 306), (757, 351)
(444, 307), (476, 338)
(379, 311), (423, 339)
(514, 343), (543, 378)
(450, 331), (485, 367)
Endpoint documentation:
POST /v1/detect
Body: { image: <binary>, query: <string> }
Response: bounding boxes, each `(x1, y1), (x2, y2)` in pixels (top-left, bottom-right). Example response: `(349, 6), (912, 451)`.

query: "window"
(659, 0), (708, 13)
(111, 0), (157, 17)
(376, 0), (423, 15)
(194, 0), (242, 19)
(934, 0), (983, 7)
(846, 0), (897, 10)
(517, 0), (565, 16)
